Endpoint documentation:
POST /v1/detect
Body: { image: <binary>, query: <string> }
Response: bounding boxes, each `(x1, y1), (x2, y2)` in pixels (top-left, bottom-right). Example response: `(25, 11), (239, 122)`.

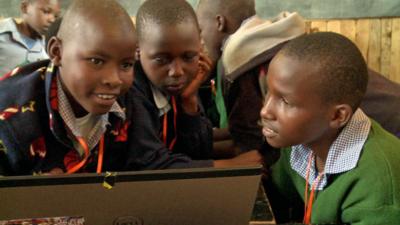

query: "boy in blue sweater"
(260, 32), (400, 224)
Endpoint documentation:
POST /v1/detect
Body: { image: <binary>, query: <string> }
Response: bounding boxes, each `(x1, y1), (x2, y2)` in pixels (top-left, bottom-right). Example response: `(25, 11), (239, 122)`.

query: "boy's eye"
(89, 58), (104, 66)
(154, 56), (169, 65)
(121, 62), (134, 71)
(41, 8), (51, 14)
(281, 97), (290, 105)
(182, 53), (198, 62)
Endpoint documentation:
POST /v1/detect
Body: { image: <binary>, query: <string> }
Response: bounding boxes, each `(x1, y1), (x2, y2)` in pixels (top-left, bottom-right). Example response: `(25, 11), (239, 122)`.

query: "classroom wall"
(308, 18), (400, 84)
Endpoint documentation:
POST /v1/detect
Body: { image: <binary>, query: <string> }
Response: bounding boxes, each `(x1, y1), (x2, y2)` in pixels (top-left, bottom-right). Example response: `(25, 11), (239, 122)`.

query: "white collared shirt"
(150, 84), (171, 116)
(290, 109), (371, 190)
(57, 76), (125, 156)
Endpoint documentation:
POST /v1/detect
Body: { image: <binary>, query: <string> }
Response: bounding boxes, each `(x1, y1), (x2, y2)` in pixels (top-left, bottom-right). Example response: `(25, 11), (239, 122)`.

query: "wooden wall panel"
(309, 17), (400, 84)
(368, 19), (381, 72)
(380, 18), (392, 79)
(390, 18), (400, 83)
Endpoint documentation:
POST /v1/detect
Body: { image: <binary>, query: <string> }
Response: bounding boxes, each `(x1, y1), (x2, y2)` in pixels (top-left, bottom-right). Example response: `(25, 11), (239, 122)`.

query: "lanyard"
(66, 135), (104, 174)
(162, 96), (177, 151)
(303, 153), (324, 224)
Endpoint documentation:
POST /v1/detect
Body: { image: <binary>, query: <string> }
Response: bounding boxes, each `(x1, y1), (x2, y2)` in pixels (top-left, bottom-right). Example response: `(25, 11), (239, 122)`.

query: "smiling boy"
(0, 0), (137, 175)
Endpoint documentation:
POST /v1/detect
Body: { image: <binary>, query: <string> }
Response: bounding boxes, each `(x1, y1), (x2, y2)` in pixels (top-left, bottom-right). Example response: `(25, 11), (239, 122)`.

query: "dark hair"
(136, 0), (199, 42)
(58, 0), (134, 43)
(279, 32), (368, 110)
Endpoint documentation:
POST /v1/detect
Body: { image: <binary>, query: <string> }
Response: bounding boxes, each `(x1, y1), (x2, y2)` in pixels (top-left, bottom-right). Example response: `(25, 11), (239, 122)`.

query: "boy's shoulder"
(0, 60), (50, 111)
(133, 62), (153, 98)
(0, 18), (17, 35)
(362, 119), (400, 159)
(222, 13), (305, 81)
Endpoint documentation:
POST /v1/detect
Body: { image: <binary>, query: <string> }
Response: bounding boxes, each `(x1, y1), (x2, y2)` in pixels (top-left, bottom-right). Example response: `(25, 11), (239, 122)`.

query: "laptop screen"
(0, 166), (261, 225)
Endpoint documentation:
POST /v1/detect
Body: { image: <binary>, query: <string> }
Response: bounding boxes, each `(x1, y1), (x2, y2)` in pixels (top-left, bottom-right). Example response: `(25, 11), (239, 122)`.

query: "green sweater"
(271, 121), (400, 224)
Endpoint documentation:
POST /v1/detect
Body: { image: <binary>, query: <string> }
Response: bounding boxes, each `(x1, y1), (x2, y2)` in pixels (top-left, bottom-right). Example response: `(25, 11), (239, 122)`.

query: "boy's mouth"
(262, 126), (278, 138)
(165, 83), (185, 93)
(94, 93), (119, 106)
(96, 94), (117, 100)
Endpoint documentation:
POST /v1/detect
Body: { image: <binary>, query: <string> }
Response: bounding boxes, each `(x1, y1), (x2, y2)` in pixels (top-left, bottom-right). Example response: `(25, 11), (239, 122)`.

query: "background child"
(0, 0), (137, 175)
(130, 0), (263, 169)
(260, 32), (400, 224)
(196, 0), (400, 160)
(196, 0), (305, 157)
(0, 0), (60, 77)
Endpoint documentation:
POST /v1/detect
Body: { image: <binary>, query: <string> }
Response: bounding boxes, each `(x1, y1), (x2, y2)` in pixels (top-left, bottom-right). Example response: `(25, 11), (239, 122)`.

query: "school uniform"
(0, 18), (48, 77)
(270, 109), (400, 224)
(129, 63), (214, 169)
(0, 60), (133, 175)
(220, 12), (306, 151)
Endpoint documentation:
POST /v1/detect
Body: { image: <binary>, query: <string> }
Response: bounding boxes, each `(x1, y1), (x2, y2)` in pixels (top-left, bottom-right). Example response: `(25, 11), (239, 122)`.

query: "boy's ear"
(135, 47), (140, 61)
(215, 14), (227, 32)
(329, 104), (353, 129)
(20, 1), (29, 14)
(48, 36), (62, 66)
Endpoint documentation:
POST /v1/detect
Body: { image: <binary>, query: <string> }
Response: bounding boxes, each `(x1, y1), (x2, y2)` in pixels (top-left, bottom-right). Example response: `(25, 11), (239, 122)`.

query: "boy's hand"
(180, 52), (212, 114)
(213, 150), (264, 168)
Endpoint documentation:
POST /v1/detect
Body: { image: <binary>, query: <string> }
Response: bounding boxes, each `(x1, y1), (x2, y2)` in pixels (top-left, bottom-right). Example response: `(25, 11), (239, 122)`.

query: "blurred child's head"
(136, 0), (201, 96)
(48, 0), (137, 117)
(260, 32), (368, 150)
(21, 0), (60, 36)
(196, 0), (255, 63)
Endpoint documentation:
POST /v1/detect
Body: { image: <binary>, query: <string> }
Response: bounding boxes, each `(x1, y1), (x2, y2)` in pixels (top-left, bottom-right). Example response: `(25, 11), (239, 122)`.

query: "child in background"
(196, 0), (305, 158)
(129, 0), (263, 169)
(0, 0), (60, 77)
(0, 0), (137, 175)
(261, 32), (400, 224)
(196, 0), (400, 161)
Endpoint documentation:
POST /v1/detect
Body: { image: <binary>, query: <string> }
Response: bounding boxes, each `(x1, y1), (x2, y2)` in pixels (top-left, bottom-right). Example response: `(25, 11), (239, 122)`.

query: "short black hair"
(58, 0), (134, 43)
(279, 32), (368, 110)
(197, 0), (255, 26)
(136, 0), (199, 42)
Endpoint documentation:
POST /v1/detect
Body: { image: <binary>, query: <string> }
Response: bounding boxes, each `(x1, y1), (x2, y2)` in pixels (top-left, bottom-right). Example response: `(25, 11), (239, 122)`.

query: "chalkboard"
(0, 0), (399, 19)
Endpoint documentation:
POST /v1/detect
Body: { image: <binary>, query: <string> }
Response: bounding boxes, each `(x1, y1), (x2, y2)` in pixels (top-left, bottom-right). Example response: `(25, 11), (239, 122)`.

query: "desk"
(250, 185), (276, 225)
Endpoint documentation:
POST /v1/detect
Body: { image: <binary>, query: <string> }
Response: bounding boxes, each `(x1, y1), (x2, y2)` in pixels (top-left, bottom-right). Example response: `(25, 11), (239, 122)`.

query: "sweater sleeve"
(125, 89), (213, 170)
(342, 205), (400, 225)
(174, 105), (213, 160)
(225, 70), (265, 151)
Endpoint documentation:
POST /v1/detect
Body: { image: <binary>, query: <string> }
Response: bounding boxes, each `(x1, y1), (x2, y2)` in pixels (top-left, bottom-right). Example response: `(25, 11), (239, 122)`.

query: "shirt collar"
(150, 84), (171, 116)
(0, 18), (45, 52)
(290, 109), (371, 190)
(56, 75), (125, 152)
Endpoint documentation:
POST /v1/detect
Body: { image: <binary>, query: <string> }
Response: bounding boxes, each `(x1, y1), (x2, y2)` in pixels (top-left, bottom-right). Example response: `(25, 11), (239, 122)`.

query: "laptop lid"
(0, 166), (261, 225)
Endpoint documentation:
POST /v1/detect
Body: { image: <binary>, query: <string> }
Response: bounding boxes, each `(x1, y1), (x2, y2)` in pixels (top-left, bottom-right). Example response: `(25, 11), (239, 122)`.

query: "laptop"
(0, 166), (262, 225)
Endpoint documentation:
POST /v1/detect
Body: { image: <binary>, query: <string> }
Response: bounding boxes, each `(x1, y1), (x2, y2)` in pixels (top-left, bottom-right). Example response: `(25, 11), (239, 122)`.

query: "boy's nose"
(260, 96), (275, 121)
(168, 60), (184, 77)
(103, 68), (123, 88)
(47, 14), (57, 24)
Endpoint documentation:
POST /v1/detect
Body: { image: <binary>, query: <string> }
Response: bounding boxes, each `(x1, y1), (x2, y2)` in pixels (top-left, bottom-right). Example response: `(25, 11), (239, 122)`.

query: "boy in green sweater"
(260, 32), (400, 224)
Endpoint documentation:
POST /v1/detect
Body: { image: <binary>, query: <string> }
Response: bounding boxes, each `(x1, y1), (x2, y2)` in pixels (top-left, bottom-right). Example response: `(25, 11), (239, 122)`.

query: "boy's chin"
(265, 137), (289, 149)
(163, 88), (183, 96)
